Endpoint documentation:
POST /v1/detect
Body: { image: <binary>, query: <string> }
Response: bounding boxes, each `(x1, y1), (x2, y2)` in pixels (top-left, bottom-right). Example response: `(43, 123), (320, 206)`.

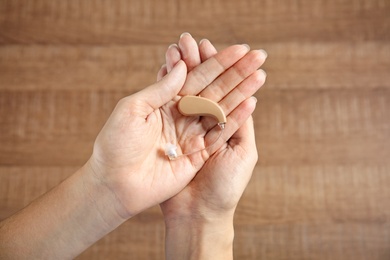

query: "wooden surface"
(1, 0), (389, 259)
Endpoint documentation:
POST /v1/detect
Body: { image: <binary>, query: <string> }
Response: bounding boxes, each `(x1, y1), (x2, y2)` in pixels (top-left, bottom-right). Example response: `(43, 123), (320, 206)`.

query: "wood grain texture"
(234, 165), (390, 259)
(1, 43), (389, 91)
(0, 0), (389, 44)
(0, 0), (389, 259)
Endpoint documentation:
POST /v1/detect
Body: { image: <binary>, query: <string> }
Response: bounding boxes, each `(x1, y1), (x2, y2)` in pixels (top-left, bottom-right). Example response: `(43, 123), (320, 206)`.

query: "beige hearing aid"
(164, 95), (227, 160)
(178, 96), (226, 128)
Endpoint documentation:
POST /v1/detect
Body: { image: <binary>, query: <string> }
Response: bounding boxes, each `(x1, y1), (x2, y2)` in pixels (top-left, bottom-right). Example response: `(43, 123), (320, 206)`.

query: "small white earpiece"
(164, 143), (178, 160)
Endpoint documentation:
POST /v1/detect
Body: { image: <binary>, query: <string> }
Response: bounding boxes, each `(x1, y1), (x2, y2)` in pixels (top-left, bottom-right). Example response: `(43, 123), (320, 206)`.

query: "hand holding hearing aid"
(164, 95), (226, 160)
(158, 34), (267, 161)
(160, 34), (266, 258)
(87, 39), (266, 219)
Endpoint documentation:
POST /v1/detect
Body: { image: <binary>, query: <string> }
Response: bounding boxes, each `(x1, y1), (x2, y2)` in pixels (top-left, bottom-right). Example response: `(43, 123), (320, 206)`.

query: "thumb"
(137, 60), (187, 113)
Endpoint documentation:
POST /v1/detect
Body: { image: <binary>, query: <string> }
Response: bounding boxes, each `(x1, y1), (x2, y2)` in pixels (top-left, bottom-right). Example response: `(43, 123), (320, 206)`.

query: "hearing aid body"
(165, 95), (226, 160)
(178, 96), (226, 128)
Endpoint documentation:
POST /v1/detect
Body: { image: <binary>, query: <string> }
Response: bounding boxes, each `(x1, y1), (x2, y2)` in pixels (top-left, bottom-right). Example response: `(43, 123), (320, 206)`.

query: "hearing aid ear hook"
(164, 96), (227, 160)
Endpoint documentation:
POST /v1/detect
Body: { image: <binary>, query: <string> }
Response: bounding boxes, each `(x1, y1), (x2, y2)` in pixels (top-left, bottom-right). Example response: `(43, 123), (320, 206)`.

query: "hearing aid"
(178, 96), (227, 128)
(164, 95), (227, 160)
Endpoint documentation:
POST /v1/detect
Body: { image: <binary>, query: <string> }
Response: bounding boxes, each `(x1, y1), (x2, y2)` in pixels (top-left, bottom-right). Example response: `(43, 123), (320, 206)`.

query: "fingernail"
(168, 43), (178, 49)
(242, 44), (250, 50)
(259, 69), (267, 78)
(259, 49), (268, 59)
(251, 96), (258, 103)
(180, 32), (192, 38)
(168, 44), (179, 51)
(199, 38), (209, 45)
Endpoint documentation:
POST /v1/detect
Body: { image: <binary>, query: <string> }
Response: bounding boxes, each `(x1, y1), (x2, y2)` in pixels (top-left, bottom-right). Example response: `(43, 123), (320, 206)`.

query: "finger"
(135, 60), (187, 115)
(178, 32), (201, 71)
(200, 69), (266, 130)
(166, 44), (181, 73)
(228, 116), (258, 187)
(205, 97), (257, 155)
(199, 49), (267, 102)
(219, 69), (266, 115)
(180, 44), (250, 96)
(199, 39), (218, 62)
(228, 115), (257, 152)
(157, 64), (168, 81)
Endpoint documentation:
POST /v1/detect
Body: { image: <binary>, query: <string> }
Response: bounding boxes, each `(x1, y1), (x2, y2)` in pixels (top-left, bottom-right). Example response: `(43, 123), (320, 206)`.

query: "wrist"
(81, 159), (130, 224)
(0, 161), (128, 259)
(164, 213), (235, 260)
(162, 196), (237, 227)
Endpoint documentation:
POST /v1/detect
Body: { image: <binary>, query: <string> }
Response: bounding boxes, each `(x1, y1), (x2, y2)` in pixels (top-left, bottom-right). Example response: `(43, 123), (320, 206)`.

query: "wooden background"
(0, 0), (389, 259)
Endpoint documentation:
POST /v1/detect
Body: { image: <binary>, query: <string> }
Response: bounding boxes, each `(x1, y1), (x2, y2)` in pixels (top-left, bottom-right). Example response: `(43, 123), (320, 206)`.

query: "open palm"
(88, 43), (259, 218)
(159, 34), (267, 220)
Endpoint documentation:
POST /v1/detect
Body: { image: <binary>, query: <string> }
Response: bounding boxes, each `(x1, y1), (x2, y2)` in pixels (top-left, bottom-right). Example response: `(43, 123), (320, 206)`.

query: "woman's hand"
(159, 34), (266, 259)
(88, 41), (258, 219)
(159, 33), (266, 218)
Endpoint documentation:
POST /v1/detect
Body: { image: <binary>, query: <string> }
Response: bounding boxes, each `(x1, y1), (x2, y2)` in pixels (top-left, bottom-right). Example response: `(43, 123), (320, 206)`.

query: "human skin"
(158, 33), (267, 259)
(0, 35), (265, 259)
